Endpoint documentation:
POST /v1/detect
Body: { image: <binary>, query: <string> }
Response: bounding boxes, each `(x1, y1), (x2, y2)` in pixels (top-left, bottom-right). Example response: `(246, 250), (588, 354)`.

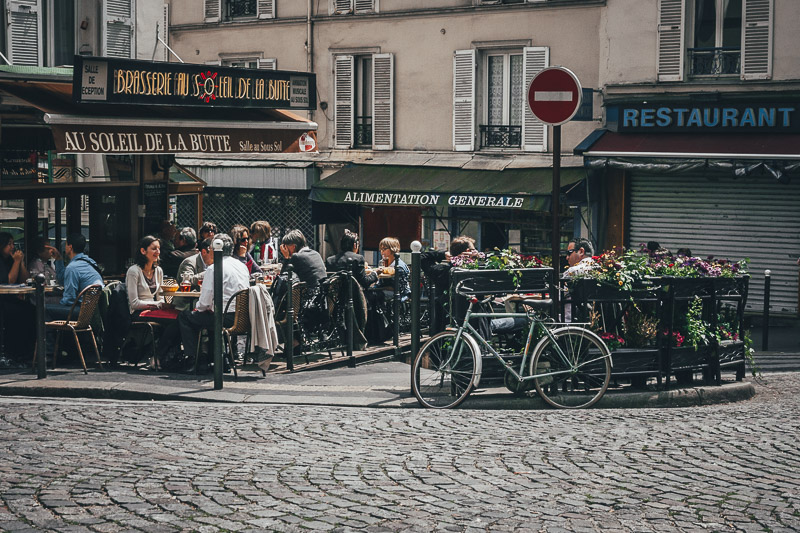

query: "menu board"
(143, 181), (168, 235)
(1, 151), (37, 185)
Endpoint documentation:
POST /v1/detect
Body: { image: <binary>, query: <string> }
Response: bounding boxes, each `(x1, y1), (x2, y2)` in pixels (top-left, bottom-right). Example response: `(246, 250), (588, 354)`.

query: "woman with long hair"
(230, 224), (263, 275)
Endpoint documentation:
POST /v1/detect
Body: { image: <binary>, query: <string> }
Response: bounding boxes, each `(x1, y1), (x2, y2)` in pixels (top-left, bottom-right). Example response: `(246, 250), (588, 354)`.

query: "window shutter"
(160, 3), (169, 62)
(103, 0), (135, 58)
(522, 46), (548, 152)
(204, 0), (221, 22)
(372, 53), (393, 150)
(334, 55), (355, 149)
(258, 0), (275, 19)
(258, 58), (277, 70)
(741, 0), (772, 80)
(331, 0), (353, 15)
(453, 49), (475, 152)
(7, 0), (42, 66)
(656, 0), (684, 82)
(355, 0), (375, 13)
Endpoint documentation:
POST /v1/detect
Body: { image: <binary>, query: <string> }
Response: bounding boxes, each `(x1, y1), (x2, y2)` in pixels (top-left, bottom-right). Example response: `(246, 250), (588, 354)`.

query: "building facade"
(167, 0), (605, 259)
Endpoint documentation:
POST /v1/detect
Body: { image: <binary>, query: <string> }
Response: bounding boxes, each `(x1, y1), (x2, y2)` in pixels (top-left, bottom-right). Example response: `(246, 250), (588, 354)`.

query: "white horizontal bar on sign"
(43, 114), (318, 131)
(534, 91), (573, 102)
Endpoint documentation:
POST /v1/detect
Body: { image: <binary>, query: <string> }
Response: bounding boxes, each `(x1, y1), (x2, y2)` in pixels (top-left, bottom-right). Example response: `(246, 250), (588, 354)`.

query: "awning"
(575, 129), (800, 179)
(0, 68), (318, 155)
(309, 164), (586, 211)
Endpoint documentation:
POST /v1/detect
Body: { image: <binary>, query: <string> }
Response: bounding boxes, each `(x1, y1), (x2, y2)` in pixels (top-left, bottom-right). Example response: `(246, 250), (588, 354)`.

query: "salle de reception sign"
(48, 123), (318, 155)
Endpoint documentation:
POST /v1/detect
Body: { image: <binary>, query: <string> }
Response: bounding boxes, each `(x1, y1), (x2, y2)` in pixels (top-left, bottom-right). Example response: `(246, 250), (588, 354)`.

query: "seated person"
(564, 238), (596, 277)
(177, 234), (250, 363)
(372, 237), (410, 299)
(197, 221), (217, 247)
(49, 233), (104, 321)
(249, 220), (273, 264)
(364, 237), (410, 344)
(126, 235), (178, 368)
(420, 235), (478, 334)
(0, 232), (34, 364)
(160, 227), (199, 279)
(279, 229), (327, 288)
(325, 229), (377, 289)
(175, 238), (210, 311)
(27, 237), (57, 284)
(230, 224), (263, 276)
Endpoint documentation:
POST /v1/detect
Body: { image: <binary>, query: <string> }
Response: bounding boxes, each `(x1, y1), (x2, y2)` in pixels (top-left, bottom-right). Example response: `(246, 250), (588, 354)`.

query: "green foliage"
(685, 296), (713, 350)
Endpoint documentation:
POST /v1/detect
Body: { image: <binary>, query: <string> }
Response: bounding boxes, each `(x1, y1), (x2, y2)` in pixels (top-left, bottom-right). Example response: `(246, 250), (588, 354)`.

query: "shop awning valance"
(310, 164), (586, 211)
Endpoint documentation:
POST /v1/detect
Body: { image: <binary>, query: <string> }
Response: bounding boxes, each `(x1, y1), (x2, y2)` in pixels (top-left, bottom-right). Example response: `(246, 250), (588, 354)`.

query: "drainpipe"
(307, 0), (314, 120)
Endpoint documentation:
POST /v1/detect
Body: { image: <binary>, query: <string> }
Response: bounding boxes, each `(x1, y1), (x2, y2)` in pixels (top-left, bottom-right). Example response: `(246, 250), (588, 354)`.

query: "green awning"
(310, 164), (585, 211)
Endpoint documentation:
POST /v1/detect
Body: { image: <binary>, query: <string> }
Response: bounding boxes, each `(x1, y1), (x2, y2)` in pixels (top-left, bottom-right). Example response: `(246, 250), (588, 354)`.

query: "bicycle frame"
(444, 299), (602, 384)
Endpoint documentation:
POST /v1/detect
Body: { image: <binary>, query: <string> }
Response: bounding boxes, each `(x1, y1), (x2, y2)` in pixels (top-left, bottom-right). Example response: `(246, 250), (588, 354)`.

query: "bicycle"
(411, 276), (613, 409)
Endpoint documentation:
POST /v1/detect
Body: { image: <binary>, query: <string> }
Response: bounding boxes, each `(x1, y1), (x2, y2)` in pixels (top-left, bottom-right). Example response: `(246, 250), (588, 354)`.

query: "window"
(330, 0), (377, 15)
(219, 57), (276, 69)
(334, 53), (393, 150)
(689, 0), (742, 75)
(453, 47), (548, 152)
(47, 0), (75, 66)
(657, 0), (773, 82)
(103, 0), (135, 58)
(481, 52), (524, 148)
(204, 0), (274, 22)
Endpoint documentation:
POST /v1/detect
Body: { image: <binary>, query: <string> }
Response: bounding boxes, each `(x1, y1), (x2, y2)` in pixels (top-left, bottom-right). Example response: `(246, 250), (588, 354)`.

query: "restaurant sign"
(73, 56), (316, 110)
(48, 123), (318, 155)
(608, 103), (798, 133)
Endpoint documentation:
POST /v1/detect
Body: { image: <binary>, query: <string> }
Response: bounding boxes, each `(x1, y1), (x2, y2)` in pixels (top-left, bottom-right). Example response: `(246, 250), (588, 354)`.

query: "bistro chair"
(193, 288), (254, 380)
(275, 280), (308, 364)
(44, 284), (104, 374)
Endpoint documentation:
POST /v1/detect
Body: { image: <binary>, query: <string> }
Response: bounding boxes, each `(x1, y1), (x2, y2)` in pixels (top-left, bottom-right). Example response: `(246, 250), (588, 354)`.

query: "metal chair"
(45, 284), (104, 374)
(275, 281), (308, 364)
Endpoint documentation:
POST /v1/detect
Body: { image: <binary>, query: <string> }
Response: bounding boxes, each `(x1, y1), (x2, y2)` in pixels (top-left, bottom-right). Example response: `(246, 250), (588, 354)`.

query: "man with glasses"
(564, 238), (596, 277)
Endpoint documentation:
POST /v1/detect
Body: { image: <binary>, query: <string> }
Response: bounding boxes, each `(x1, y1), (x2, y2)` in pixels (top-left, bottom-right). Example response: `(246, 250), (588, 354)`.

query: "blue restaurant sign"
(607, 103), (798, 133)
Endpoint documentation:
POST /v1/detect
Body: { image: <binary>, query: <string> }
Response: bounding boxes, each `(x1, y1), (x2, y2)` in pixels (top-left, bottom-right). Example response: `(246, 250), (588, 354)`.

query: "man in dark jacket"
(325, 230), (377, 289)
(279, 229), (327, 288)
(420, 235), (478, 334)
(160, 227), (198, 278)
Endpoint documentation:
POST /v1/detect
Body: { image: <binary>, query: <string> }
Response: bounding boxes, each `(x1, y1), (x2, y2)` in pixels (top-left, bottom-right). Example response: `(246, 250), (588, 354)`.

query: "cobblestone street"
(0, 373), (798, 532)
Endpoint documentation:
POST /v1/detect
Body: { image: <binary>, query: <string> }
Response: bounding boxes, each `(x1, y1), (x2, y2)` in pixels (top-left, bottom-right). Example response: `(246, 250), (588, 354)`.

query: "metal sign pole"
(551, 125), (561, 320)
(212, 238), (224, 390)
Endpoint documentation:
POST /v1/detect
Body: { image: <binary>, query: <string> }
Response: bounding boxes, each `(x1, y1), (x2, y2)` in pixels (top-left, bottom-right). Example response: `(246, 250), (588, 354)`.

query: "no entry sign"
(527, 67), (582, 126)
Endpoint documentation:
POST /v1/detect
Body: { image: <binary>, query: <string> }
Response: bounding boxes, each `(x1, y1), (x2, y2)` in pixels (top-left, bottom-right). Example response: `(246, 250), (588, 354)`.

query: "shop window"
(330, 0), (377, 15)
(334, 53), (393, 150)
(453, 46), (548, 152)
(657, 0), (772, 82)
(204, 0), (274, 22)
(221, 57), (276, 69)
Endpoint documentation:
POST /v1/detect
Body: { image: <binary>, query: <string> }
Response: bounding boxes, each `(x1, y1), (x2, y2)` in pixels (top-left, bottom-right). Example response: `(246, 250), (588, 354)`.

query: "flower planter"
(451, 267), (553, 296)
(717, 339), (745, 367)
(609, 347), (661, 377)
(667, 345), (712, 372)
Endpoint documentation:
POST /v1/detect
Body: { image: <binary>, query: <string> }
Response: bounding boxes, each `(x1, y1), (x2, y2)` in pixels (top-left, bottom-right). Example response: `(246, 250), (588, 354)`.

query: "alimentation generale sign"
(73, 56), (316, 110)
(607, 103), (798, 133)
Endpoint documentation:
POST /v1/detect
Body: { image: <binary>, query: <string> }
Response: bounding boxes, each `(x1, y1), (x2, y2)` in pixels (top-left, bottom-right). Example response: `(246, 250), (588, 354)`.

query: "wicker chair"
(45, 284), (104, 374)
(222, 288), (256, 380)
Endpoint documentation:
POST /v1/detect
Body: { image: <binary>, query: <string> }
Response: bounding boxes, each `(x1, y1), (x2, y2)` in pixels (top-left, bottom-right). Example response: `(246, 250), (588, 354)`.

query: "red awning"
(579, 131), (800, 160)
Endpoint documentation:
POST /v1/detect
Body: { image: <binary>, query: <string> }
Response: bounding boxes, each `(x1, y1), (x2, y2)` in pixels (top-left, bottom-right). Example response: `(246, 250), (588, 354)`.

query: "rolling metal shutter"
(629, 173), (800, 315)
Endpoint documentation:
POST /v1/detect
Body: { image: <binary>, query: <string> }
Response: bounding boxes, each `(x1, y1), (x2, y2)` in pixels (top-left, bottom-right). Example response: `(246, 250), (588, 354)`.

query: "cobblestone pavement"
(0, 373), (798, 533)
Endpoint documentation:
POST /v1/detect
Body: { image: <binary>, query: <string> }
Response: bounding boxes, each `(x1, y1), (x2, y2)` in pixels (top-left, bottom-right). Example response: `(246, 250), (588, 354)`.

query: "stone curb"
(0, 375), (755, 410)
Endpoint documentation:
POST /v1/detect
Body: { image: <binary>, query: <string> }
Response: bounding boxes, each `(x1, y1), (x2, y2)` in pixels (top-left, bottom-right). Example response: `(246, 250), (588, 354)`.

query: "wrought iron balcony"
(355, 116), (372, 147)
(480, 124), (521, 149)
(689, 47), (741, 77)
(226, 0), (257, 18)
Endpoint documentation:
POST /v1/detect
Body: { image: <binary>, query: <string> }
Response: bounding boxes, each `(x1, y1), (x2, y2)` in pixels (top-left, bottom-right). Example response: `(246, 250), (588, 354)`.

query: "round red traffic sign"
(527, 67), (583, 126)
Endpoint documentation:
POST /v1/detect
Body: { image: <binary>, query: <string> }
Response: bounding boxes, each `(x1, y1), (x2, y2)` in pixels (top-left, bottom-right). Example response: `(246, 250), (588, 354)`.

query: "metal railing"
(226, 0), (257, 18)
(355, 116), (372, 147)
(479, 124), (522, 149)
(689, 47), (741, 77)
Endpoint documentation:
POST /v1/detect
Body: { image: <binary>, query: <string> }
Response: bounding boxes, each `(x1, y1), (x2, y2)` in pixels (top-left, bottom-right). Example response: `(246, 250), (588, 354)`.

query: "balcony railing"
(226, 0), (257, 18)
(689, 47), (741, 77)
(480, 124), (521, 149)
(355, 116), (372, 147)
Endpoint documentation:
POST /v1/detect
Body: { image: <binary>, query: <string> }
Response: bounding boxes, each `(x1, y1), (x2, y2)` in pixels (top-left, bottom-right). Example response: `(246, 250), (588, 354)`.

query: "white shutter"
(257, 58), (277, 70)
(258, 0), (275, 19)
(355, 0), (375, 13)
(7, 0), (42, 66)
(657, 0), (685, 82)
(334, 55), (354, 149)
(453, 49), (475, 152)
(103, 0), (134, 58)
(741, 0), (772, 80)
(521, 46), (548, 152)
(204, 0), (221, 22)
(629, 173), (800, 314)
(160, 3), (169, 62)
(331, 0), (353, 15)
(372, 53), (393, 150)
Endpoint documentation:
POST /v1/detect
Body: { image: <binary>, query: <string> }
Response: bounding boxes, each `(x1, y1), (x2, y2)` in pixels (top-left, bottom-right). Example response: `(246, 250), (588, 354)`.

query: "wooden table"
(0, 284), (34, 296)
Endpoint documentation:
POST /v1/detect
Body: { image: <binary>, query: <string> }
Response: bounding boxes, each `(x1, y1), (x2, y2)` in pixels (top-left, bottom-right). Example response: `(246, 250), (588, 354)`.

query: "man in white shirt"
(564, 238), (597, 277)
(177, 233), (249, 362)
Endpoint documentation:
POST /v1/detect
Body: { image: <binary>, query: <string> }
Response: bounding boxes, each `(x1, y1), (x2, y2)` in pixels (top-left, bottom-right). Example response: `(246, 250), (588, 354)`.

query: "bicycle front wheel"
(529, 326), (611, 409)
(412, 331), (479, 409)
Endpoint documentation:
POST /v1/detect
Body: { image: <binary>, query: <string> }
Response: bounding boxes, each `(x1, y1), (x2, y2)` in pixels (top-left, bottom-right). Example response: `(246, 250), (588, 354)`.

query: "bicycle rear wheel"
(412, 331), (479, 409)
(529, 326), (611, 409)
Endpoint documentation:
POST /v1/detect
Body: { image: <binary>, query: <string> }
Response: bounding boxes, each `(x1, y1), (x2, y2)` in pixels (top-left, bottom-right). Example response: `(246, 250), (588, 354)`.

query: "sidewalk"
(0, 361), (757, 409)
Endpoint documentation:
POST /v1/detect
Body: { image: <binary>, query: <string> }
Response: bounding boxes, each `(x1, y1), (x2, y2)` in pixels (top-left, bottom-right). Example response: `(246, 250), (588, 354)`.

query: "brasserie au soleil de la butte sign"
(73, 56), (316, 110)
